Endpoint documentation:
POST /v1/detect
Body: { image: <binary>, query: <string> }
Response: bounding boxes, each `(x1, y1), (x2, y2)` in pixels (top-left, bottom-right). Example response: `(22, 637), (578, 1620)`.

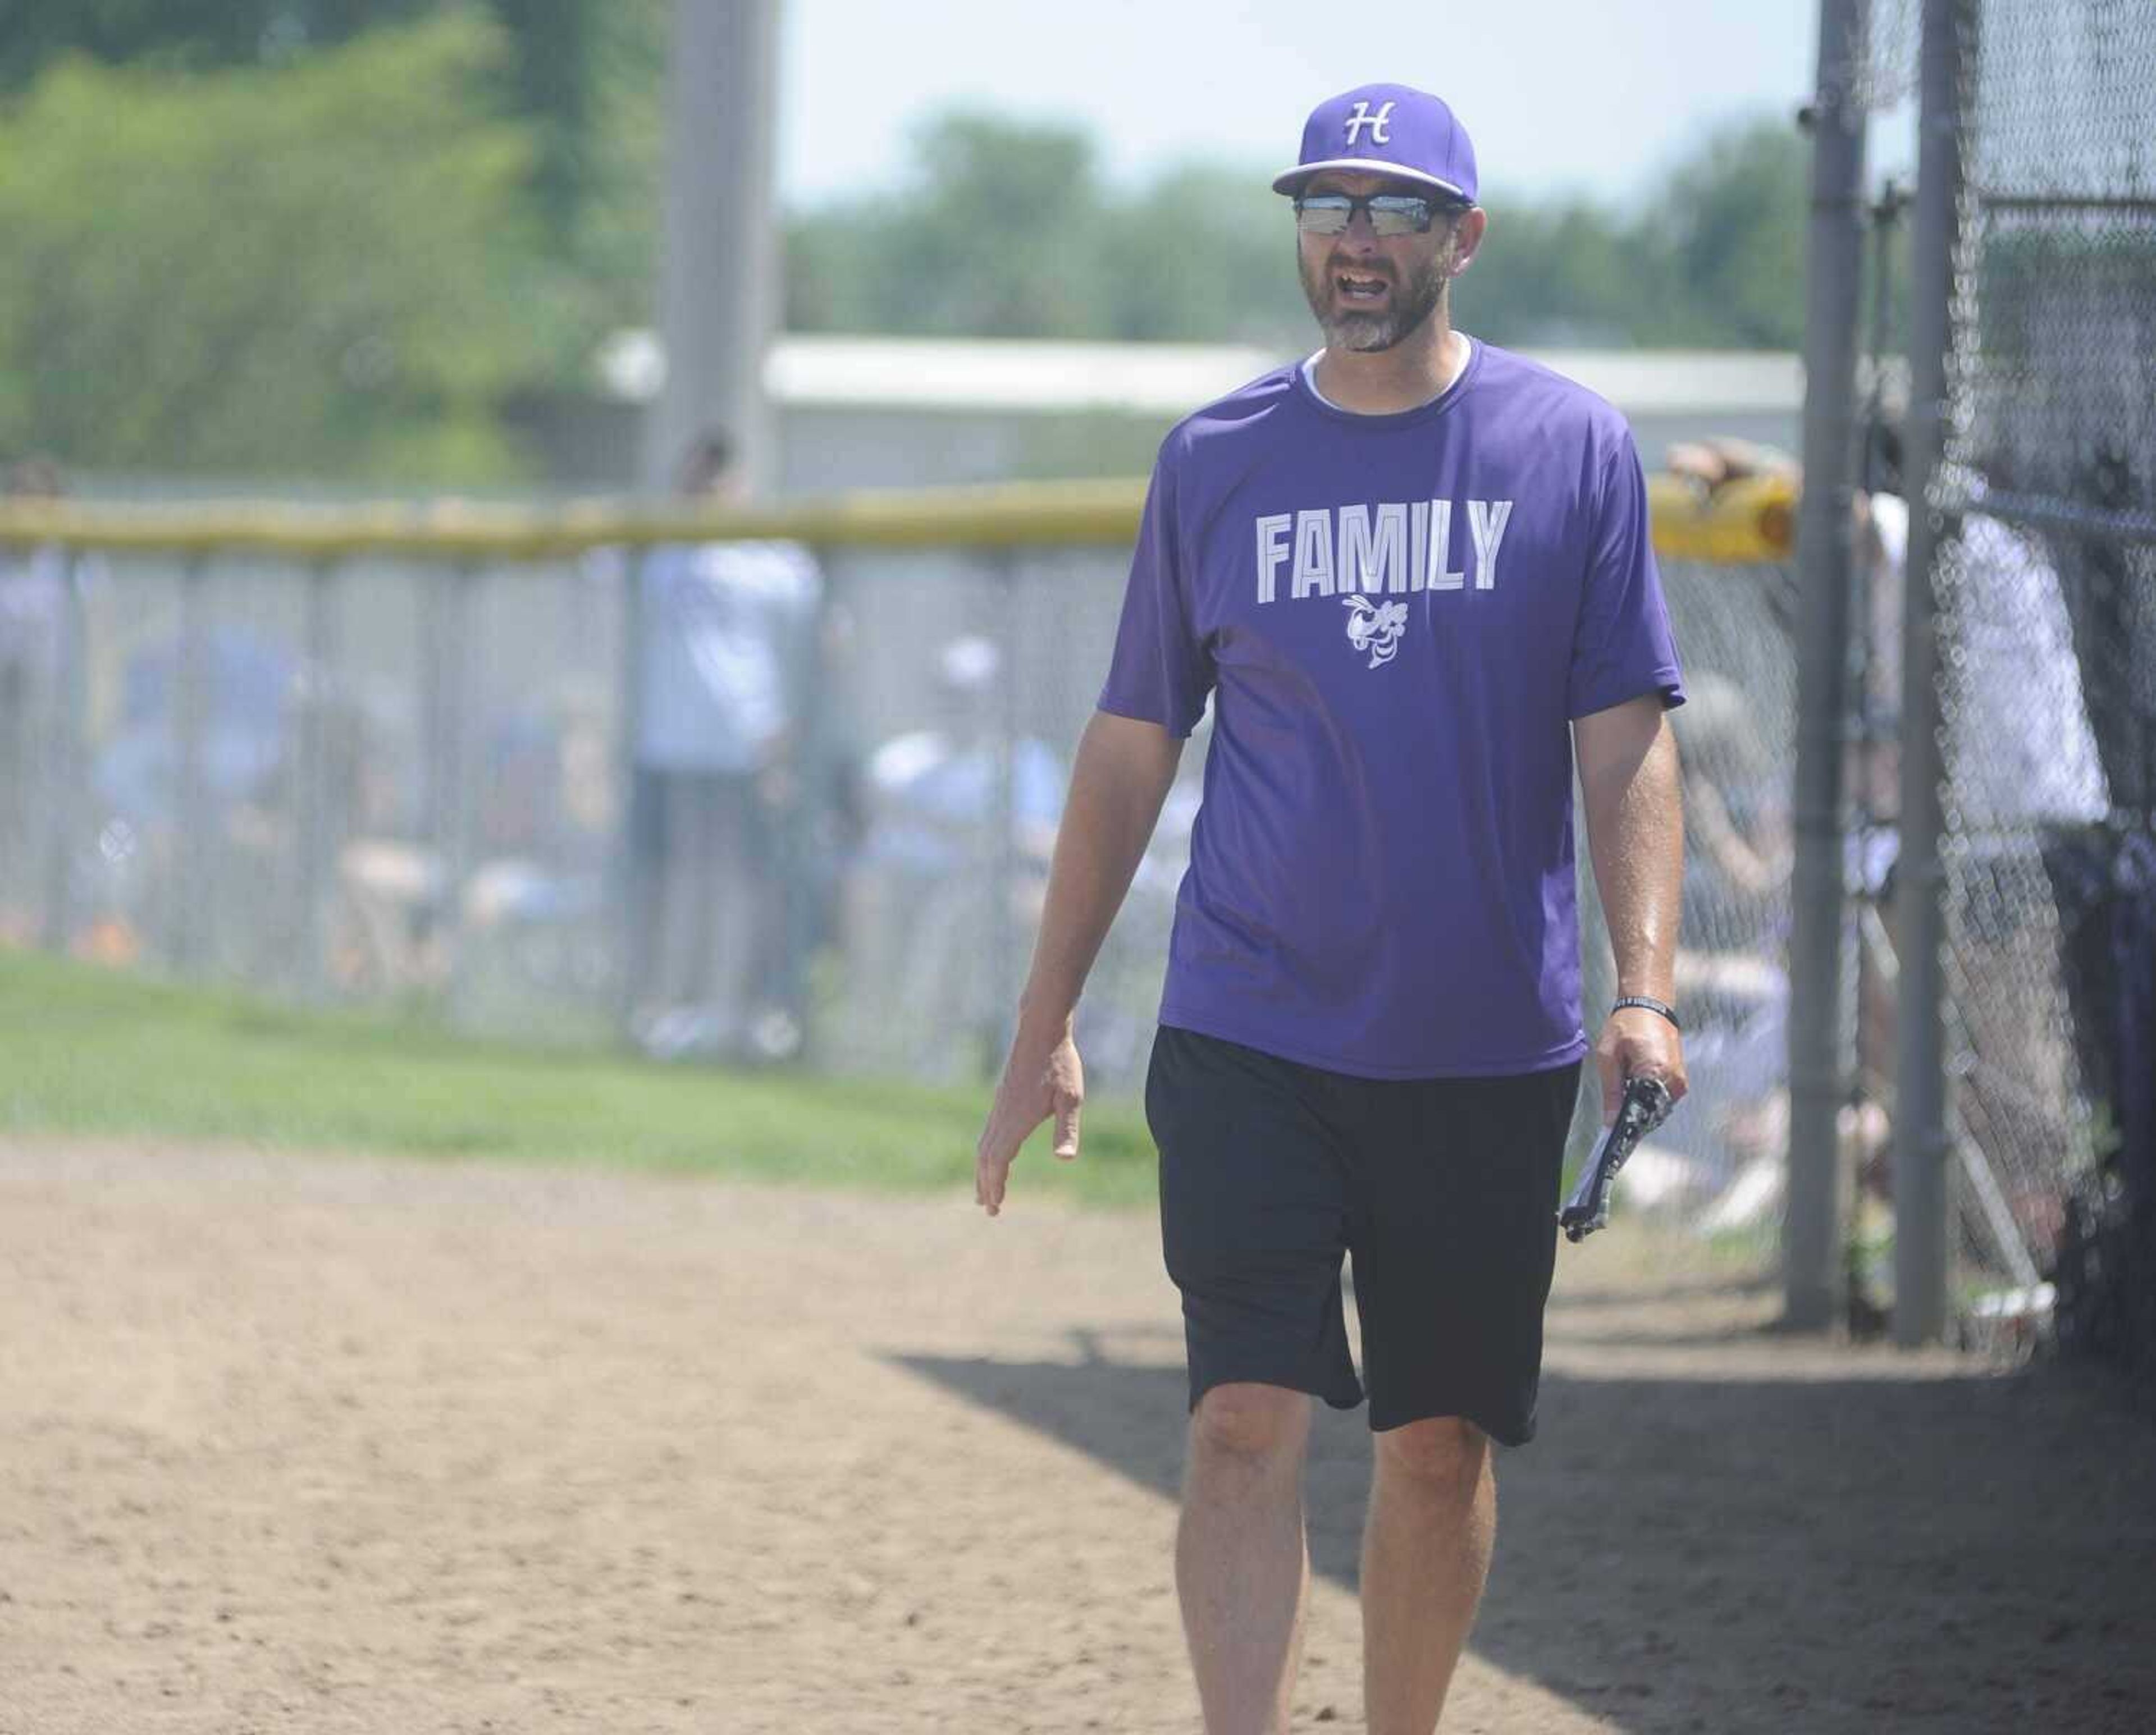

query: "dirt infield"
(2, 1137), (2152, 1733)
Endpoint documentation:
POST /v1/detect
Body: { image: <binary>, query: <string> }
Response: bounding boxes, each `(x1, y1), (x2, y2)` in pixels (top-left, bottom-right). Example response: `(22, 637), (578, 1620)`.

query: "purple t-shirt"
(1098, 341), (1684, 1079)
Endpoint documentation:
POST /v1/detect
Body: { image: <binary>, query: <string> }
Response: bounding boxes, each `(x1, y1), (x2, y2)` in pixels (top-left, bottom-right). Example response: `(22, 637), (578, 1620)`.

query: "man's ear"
(1449, 207), (1490, 275)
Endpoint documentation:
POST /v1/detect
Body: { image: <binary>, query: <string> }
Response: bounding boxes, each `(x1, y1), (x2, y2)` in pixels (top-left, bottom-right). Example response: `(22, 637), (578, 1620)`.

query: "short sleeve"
(1097, 440), (1213, 737)
(1566, 429), (1686, 720)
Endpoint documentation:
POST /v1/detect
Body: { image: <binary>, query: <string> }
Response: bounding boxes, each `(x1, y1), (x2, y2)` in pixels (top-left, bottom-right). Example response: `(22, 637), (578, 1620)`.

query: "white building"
(570, 333), (1805, 496)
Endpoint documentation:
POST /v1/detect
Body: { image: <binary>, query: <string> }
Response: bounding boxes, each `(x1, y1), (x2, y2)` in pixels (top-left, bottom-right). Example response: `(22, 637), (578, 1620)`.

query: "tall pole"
(38, 552), (86, 955)
(1783, 0), (1872, 1331)
(1892, 0), (1970, 1348)
(643, 0), (782, 495)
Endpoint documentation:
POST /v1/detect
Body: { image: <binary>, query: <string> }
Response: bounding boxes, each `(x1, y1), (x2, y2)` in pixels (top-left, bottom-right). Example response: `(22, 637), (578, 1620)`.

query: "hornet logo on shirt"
(1343, 594), (1409, 668)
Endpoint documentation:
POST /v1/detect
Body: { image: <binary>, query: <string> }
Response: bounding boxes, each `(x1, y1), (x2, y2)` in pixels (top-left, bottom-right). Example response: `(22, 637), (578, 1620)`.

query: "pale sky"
(778, 0), (1914, 212)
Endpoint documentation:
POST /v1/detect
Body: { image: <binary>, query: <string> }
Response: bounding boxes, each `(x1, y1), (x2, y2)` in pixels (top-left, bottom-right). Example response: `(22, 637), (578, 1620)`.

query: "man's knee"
(1188, 1381), (1310, 1470)
(1373, 1415), (1488, 1496)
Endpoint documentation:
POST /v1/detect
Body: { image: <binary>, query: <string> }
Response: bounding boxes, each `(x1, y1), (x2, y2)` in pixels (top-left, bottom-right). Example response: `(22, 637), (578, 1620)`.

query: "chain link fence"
(1926, 0), (2156, 1364)
(1573, 559), (1799, 1258)
(0, 497), (1798, 1193)
(0, 543), (627, 1035)
(808, 542), (1185, 1089)
(0, 524), (1202, 1095)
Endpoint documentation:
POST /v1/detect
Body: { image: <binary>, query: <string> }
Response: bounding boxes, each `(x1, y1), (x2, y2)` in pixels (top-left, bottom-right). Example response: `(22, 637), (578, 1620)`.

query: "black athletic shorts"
(1147, 1024), (1583, 1448)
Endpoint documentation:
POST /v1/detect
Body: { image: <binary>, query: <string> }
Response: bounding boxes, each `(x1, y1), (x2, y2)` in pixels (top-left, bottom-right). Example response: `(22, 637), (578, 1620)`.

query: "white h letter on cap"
(1344, 100), (1395, 145)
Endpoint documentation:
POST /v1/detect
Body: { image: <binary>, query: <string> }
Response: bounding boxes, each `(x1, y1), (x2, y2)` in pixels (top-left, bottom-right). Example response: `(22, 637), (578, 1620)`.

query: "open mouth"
(1335, 271), (1390, 303)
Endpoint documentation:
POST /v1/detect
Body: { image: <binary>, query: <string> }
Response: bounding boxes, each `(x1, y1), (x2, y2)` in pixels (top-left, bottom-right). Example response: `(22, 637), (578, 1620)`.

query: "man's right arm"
(974, 709), (1186, 1215)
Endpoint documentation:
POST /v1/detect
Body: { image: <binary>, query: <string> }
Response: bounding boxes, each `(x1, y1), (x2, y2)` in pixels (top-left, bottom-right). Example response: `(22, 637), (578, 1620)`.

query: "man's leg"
(1360, 1417), (1495, 1735)
(1347, 1064), (1581, 1730)
(704, 774), (761, 1040)
(624, 765), (665, 1015)
(1178, 1381), (1314, 1735)
(652, 772), (704, 1011)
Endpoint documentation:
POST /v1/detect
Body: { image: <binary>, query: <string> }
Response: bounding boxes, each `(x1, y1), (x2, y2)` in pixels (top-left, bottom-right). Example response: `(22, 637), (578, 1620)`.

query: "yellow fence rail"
(0, 473), (1795, 564)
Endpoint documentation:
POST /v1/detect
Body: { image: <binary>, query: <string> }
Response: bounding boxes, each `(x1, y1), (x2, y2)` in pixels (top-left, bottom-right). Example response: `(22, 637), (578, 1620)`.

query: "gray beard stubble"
(1300, 241), (1452, 353)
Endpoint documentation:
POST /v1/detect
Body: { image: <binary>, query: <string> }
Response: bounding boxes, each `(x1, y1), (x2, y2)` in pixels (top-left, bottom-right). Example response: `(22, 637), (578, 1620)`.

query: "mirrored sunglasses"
(1293, 192), (1455, 237)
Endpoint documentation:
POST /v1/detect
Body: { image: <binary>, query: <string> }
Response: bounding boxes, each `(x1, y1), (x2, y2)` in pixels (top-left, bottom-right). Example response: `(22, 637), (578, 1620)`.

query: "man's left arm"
(1574, 693), (1689, 1125)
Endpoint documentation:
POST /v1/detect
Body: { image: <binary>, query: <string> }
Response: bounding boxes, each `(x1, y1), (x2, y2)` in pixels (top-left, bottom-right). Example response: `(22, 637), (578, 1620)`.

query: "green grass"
(0, 949), (1158, 1210)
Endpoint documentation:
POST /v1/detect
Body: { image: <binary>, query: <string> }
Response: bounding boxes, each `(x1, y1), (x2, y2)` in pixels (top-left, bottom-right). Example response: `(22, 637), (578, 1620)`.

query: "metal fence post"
(426, 561), (477, 1011)
(1891, 0), (1972, 1348)
(296, 559), (340, 1000)
(613, 547), (650, 1042)
(780, 544), (835, 1060)
(38, 550), (86, 956)
(986, 548), (1022, 1077)
(173, 554), (211, 974)
(1784, 0), (1874, 1331)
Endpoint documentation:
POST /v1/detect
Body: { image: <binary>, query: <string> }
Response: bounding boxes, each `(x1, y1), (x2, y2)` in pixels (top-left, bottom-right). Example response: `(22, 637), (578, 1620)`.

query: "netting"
(0, 548), (625, 1037)
(1853, 0), (1925, 114)
(1573, 561), (1799, 1257)
(1930, 0), (2156, 1366)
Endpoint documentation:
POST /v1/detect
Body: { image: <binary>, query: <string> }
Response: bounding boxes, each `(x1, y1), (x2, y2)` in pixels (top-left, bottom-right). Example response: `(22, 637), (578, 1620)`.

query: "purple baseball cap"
(1272, 83), (1479, 205)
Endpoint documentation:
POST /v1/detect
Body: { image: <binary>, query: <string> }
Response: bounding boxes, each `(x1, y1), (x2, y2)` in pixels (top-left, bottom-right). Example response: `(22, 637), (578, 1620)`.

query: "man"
(973, 84), (1689, 1733)
(628, 430), (821, 1059)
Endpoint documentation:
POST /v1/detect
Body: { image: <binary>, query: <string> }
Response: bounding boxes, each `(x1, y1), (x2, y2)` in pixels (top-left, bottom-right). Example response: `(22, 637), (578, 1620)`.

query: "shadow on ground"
(893, 1270), (2156, 1734)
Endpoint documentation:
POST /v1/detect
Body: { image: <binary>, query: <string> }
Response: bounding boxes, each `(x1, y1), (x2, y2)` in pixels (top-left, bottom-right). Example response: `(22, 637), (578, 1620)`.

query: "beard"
(1299, 239), (1452, 353)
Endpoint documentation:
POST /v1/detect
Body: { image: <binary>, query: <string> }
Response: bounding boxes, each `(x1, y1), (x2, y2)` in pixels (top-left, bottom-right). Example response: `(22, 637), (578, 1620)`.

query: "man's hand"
(1592, 1007), (1688, 1128)
(969, 712), (1180, 1217)
(975, 1029), (1085, 1216)
(1665, 437), (1798, 496)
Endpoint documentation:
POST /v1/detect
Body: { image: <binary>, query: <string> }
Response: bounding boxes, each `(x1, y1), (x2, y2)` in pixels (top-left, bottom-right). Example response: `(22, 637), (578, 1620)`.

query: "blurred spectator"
(1867, 501), (2108, 834)
(1674, 431), (2112, 1278)
(628, 431), (822, 1060)
(89, 622), (297, 967)
(327, 684), (616, 1002)
(860, 635), (1063, 878)
(92, 625), (294, 831)
(1659, 441), (1895, 1261)
(1, 459), (76, 940)
(1672, 669), (1790, 959)
(1877, 465), (2109, 1262)
(847, 633), (1065, 1078)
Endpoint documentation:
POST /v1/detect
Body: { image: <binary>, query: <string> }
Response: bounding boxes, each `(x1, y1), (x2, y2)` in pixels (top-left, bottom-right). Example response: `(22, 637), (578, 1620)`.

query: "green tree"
(0, 1), (631, 245)
(788, 112), (1113, 338)
(556, 0), (666, 336)
(1452, 198), (1649, 348)
(1095, 163), (1309, 345)
(1643, 117), (1810, 349)
(0, 12), (568, 480)
(785, 119), (1309, 346)
(1461, 118), (1807, 350)
(783, 106), (1815, 355)
(0, 3), (428, 91)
